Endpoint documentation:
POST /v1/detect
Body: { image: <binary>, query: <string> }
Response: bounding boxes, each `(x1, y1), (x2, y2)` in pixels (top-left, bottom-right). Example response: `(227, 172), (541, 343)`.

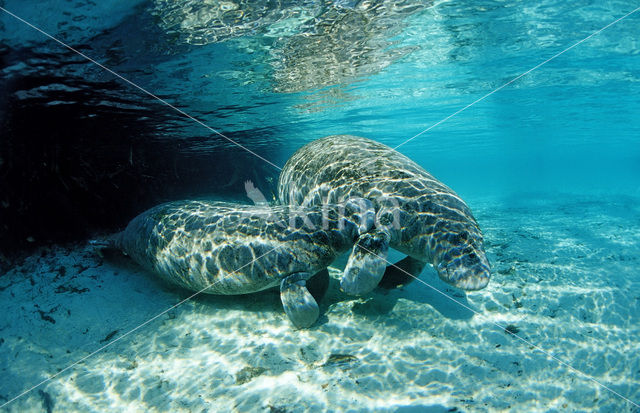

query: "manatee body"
(114, 199), (373, 328)
(278, 135), (490, 294)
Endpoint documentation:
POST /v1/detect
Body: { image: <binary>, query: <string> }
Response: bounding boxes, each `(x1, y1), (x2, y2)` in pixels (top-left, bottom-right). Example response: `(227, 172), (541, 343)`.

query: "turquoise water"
(1, 1), (639, 412)
(3, 0), (638, 199)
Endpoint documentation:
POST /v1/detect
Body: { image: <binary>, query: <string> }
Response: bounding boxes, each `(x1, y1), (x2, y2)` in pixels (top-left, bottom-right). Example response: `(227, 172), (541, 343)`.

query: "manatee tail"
(88, 233), (127, 259)
(88, 232), (124, 252)
(88, 238), (116, 248)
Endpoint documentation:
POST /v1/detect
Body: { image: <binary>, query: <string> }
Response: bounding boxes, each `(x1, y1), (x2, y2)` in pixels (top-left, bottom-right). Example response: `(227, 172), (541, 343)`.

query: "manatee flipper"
(280, 272), (320, 329)
(306, 269), (330, 303)
(378, 256), (427, 289)
(341, 230), (390, 295)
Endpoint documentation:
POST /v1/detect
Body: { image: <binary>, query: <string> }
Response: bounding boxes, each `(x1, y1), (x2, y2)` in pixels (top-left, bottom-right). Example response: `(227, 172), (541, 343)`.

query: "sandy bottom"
(1, 194), (639, 412)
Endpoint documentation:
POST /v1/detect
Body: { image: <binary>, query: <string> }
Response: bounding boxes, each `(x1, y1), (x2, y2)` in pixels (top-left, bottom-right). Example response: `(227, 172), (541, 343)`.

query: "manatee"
(105, 199), (374, 328)
(278, 135), (491, 295)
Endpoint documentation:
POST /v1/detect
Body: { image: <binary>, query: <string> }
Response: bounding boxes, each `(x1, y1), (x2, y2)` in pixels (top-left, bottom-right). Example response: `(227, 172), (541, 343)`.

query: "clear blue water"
(3, 0), (638, 199)
(1, 1), (639, 412)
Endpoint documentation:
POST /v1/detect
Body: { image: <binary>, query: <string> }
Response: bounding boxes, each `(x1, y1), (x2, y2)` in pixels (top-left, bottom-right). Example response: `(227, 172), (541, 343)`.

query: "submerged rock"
(321, 353), (358, 368)
(235, 366), (267, 385)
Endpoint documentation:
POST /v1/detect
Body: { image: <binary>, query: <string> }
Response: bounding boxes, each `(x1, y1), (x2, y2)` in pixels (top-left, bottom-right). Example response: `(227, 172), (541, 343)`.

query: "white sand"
(1, 194), (639, 412)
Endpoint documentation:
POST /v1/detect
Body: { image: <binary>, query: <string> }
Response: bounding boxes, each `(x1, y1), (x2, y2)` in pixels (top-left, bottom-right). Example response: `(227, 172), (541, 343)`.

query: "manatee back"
(115, 201), (281, 294)
(279, 135), (451, 206)
(278, 135), (482, 258)
(115, 200), (357, 295)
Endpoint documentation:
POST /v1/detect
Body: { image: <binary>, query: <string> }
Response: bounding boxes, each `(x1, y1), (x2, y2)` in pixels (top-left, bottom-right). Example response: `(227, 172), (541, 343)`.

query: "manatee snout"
(436, 250), (490, 291)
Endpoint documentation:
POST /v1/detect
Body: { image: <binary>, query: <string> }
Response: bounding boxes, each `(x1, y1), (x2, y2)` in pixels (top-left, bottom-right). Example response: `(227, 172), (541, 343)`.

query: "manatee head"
(431, 225), (490, 291)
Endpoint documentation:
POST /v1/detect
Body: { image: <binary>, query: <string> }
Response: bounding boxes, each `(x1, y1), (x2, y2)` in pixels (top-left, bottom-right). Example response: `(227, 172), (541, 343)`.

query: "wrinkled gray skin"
(278, 135), (491, 294)
(112, 199), (374, 328)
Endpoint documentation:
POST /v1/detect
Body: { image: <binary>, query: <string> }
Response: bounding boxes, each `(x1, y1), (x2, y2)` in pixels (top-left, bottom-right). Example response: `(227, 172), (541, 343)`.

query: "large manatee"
(278, 135), (490, 295)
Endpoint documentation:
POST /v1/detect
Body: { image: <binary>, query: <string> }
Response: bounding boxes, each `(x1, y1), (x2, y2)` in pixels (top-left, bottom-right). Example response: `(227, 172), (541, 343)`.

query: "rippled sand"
(1, 194), (639, 412)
